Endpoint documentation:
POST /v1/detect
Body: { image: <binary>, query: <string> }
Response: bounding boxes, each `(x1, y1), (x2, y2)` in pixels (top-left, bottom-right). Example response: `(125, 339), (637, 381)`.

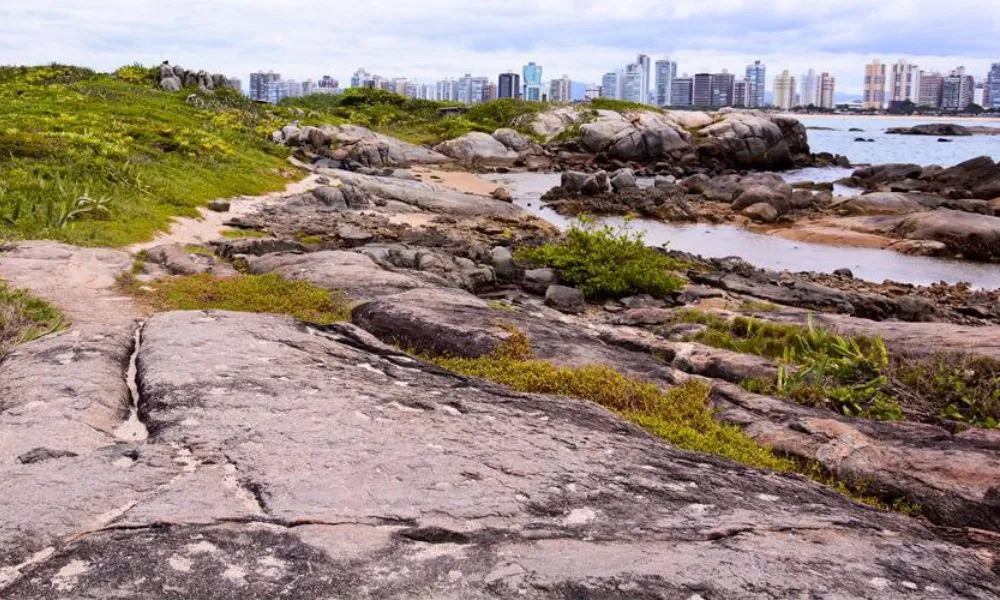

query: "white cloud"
(1, 0), (997, 96)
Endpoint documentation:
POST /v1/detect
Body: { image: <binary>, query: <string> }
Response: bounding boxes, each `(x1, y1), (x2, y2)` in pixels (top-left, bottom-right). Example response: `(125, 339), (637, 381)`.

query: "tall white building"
(622, 63), (644, 103)
(819, 72), (836, 108)
(637, 54), (651, 104)
(745, 60), (766, 108)
(888, 59), (920, 106)
(773, 70), (796, 110)
(654, 59), (677, 106)
(548, 75), (572, 103)
(601, 70), (621, 99)
(584, 84), (602, 100)
(436, 79), (459, 102)
(799, 69), (820, 107)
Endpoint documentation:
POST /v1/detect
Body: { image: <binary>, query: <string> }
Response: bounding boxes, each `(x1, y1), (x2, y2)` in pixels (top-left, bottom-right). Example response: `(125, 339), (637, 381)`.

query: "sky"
(2, 1), (998, 97)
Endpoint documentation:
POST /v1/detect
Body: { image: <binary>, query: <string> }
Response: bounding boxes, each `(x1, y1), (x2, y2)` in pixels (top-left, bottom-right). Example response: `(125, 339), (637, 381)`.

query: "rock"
(330, 170), (523, 218)
(215, 238), (306, 259)
(697, 113), (809, 170)
(620, 294), (666, 309)
(561, 171), (590, 194)
(312, 186), (349, 210)
(144, 243), (202, 276)
(837, 192), (928, 215)
(610, 168), (637, 191)
(654, 175), (676, 190)
(491, 187), (513, 202)
(680, 173), (711, 194)
(788, 189), (817, 209)
(732, 185), (790, 214)
(581, 170), (611, 196)
(303, 124), (448, 168)
(434, 132), (519, 163)
(247, 250), (436, 300)
(528, 106), (586, 139)
(544, 284), (586, 314)
(851, 163), (923, 187)
(663, 110), (714, 129)
(848, 127), (865, 132)
(281, 125), (302, 146)
(833, 268), (854, 278)
(356, 244), (495, 293)
(938, 138), (953, 143)
(206, 200), (230, 213)
(895, 295), (940, 322)
(742, 202), (779, 223)
(578, 110), (692, 162)
(522, 268), (558, 294)
(490, 246), (516, 281)
(929, 156), (1000, 200)
(336, 224), (374, 246)
(302, 125), (329, 149)
(893, 209), (1000, 261)
(159, 76), (182, 92)
(886, 123), (972, 136)
(492, 128), (532, 151)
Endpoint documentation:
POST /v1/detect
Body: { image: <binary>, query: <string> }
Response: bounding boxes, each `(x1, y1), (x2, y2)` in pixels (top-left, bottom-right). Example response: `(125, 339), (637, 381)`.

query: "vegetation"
(0, 282), (64, 357)
(589, 98), (658, 113)
(514, 217), (686, 299)
(429, 329), (914, 512)
(675, 310), (999, 427)
(219, 228), (269, 239)
(281, 88), (546, 145)
(128, 273), (352, 324)
(0, 64), (295, 246)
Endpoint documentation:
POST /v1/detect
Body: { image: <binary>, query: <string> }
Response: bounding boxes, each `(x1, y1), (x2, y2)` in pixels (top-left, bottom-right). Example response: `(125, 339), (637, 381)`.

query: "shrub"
(135, 273), (352, 324)
(0, 283), (64, 356)
(514, 217), (686, 298)
(589, 98), (658, 113)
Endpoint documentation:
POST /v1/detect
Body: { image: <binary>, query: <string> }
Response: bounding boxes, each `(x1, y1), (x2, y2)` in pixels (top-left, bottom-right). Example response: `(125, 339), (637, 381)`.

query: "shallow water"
(798, 115), (1000, 167)
(488, 172), (1000, 289)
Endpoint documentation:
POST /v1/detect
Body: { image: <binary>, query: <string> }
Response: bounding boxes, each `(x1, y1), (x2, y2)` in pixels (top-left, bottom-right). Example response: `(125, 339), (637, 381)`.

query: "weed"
(183, 244), (216, 257)
(220, 228), (268, 239)
(129, 273), (352, 324)
(295, 232), (325, 245)
(515, 217), (686, 299)
(739, 300), (778, 312)
(0, 283), (65, 356)
(488, 300), (516, 312)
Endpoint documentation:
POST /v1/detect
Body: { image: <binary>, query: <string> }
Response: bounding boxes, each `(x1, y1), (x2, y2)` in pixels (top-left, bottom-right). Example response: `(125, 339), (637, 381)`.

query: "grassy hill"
(0, 65), (549, 246)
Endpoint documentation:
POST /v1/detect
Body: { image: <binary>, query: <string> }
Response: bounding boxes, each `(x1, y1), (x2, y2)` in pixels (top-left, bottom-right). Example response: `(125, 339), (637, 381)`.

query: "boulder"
(492, 128), (532, 151)
(886, 123), (972, 136)
(522, 268), (557, 294)
(159, 76), (182, 92)
(578, 110), (692, 163)
(581, 170), (611, 196)
(851, 163), (923, 187)
(490, 246), (516, 281)
(561, 171), (590, 194)
(528, 106), (585, 140)
(742, 202), (779, 223)
(837, 192), (928, 215)
(434, 132), (519, 163)
(610, 168), (637, 191)
(545, 284), (586, 314)
(297, 125), (448, 168)
(929, 156), (1000, 199)
(144, 243), (202, 276)
(312, 186), (349, 210)
(894, 209), (1000, 261)
(663, 110), (714, 130)
(491, 186), (513, 202)
(732, 185), (790, 214)
(206, 200), (230, 213)
(697, 113), (809, 170)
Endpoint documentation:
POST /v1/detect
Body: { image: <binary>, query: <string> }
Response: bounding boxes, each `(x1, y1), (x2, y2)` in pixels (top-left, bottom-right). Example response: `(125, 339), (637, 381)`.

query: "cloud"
(1, 0), (997, 96)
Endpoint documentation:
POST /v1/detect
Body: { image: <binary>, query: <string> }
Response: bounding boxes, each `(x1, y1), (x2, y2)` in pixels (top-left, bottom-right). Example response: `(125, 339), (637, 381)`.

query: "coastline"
(776, 112), (1000, 123)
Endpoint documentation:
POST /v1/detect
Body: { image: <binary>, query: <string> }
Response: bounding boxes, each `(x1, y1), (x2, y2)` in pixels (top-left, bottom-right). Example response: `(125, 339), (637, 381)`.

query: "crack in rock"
(113, 320), (149, 442)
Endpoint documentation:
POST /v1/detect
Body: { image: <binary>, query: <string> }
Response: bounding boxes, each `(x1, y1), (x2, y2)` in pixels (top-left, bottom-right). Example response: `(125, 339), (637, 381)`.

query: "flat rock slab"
(0, 241), (138, 326)
(3, 310), (998, 598)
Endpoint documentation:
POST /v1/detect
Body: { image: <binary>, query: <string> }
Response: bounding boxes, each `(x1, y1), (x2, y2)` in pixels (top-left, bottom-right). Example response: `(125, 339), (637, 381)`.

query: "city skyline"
(3, 1), (999, 98)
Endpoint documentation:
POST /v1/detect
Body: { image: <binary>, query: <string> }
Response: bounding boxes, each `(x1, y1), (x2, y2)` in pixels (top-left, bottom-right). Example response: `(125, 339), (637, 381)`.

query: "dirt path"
(0, 175), (321, 329)
(410, 166), (501, 196)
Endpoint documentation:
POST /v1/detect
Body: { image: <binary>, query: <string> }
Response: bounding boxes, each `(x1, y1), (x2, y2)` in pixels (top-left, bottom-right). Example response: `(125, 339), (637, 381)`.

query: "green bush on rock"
(0, 282), (64, 357)
(514, 217), (686, 299)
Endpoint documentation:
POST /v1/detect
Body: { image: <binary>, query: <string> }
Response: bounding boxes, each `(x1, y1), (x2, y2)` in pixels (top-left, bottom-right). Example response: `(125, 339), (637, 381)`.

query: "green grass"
(588, 98), (660, 113)
(0, 64), (296, 246)
(281, 89), (546, 146)
(0, 282), (64, 356)
(130, 273), (352, 324)
(515, 217), (687, 299)
(674, 310), (999, 427)
(220, 228), (268, 239)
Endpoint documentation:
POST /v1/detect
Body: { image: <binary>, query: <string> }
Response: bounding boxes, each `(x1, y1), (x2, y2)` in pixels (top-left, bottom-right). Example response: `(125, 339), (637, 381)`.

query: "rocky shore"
(3, 106), (1000, 598)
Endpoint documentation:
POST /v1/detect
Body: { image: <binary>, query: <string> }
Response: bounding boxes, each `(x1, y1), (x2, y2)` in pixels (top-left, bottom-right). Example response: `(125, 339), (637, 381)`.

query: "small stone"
(741, 202), (778, 223)
(207, 200), (231, 213)
(490, 246), (516, 281)
(491, 187), (513, 202)
(833, 268), (854, 278)
(544, 285), (585, 314)
(522, 268), (557, 294)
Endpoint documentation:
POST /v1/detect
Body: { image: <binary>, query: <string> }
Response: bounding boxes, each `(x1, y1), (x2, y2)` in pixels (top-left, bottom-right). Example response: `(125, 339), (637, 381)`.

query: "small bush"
(136, 273), (352, 324)
(515, 217), (686, 299)
(589, 98), (658, 113)
(220, 228), (268, 239)
(0, 283), (64, 356)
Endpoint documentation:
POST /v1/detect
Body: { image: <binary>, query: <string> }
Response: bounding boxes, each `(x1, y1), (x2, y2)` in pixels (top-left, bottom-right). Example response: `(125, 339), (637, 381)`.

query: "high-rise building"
(819, 72), (836, 109)
(710, 70), (734, 107)
(436, 79), (459, 102)
(622, 63), (644, 103)
(863, 60), (887, 110)
(692, 73), (713, 106)
(349, 68), (370, 89)
(549, 75), (572, 103)
(637, 54), (651, 104)
(733, 79), (750, 107)
(745, 60), (766, 108)
(973, 82), (985, 107)
(498, 72), (521, 99)
(941, 66), (974, 111)
(918, 71), (944, 108)
(265, 79), (301, 104)
(601, 71), (621, 100)
(654, 59), (677, 106)
(483, 82), (498, 102)
(986, 63), (1000, 109)
(888, 59), (920, 108)
(799, 69), (819, 107)
(319, 75), (338, 89)
(228, 78), (243, 94)
(249, 71), (281, 101)
(773, 70), (796, 110)
(670, 77), (694, 107)
(584, 84), (602, 100)
(522, 62), (543, 101)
